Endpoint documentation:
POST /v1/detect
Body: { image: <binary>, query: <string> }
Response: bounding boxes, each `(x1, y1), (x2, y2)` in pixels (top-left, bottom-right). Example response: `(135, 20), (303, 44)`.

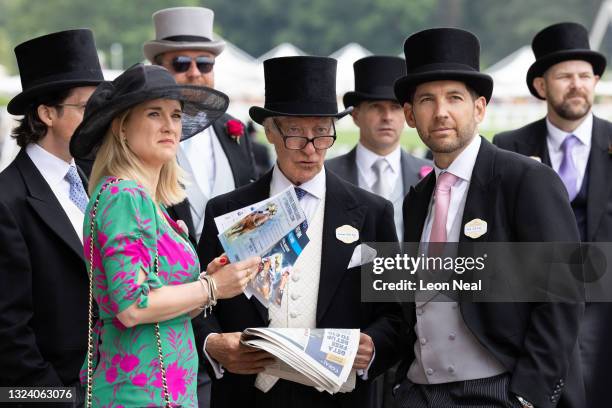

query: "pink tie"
(429, 171), (459, 242)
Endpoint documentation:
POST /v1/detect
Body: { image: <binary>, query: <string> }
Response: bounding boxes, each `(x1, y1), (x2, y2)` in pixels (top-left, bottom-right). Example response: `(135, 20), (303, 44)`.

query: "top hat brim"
(7, 78), (104, 115)
(70, 84), (228, 160)
(249, 106), (353, 125)
(394, 70), (494, 105)
(526, 50), (607, 99)
(143, 39), (225, 62)
(343, 90), (399, 109)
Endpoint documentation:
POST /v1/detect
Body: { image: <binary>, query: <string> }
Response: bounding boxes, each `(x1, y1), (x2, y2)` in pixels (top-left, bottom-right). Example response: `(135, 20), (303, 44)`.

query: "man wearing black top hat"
(143, 6), (257, 244)
(327, 55), (431, 240)
(0, 29), (103, 395)
(392, 28), (583, 408)
(493, 22), (612, 407)
(195, 56), (402, 408)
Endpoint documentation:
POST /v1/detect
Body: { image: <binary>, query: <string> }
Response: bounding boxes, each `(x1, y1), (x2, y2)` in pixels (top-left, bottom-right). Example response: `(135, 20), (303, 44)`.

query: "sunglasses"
(170, 56), (215, 74)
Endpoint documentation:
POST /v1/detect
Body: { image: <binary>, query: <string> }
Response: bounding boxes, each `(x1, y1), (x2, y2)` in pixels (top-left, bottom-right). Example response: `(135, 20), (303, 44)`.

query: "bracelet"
(197, 278), (210, 311)
(198, 273), (218, 317)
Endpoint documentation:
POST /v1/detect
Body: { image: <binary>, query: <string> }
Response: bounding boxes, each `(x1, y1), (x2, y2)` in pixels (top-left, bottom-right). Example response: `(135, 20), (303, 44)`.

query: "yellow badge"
(464, 218), (487, 239)
(529, 156), (542, 162)
(336, 225), (359, 244)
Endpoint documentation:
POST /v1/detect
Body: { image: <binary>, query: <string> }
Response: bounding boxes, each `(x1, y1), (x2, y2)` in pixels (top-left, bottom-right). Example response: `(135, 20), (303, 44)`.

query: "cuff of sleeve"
(357, 345), (376, 380)
(203, 333), (225, 379)
(135, 272), (163, 308)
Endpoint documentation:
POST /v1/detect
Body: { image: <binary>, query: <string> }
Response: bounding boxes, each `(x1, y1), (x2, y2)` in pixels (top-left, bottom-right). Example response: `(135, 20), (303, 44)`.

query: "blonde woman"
(70, 64), (261, 407)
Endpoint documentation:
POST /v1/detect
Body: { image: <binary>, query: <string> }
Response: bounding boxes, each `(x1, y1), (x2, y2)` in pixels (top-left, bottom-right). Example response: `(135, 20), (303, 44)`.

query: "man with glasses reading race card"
(144, 6), (257, 244)
(196, 56), (403, 408)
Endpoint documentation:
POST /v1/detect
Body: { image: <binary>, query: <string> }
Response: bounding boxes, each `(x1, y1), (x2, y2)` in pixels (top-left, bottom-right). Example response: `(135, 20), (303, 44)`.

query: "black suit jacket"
(493, 116), (612, 242)
(396, 138), (584, 408)
(0, 149), (89, 387)
(493, 116), (612, 407)
(159, 113), (258, 243)
(194, 168), (402, 408)
(326, 146), (431, 193)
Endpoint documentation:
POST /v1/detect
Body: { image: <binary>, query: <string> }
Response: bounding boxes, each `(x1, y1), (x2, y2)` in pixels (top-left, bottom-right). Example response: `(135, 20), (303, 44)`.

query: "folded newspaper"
(241, 328), (360, 394)
(215, 187), (310, 307)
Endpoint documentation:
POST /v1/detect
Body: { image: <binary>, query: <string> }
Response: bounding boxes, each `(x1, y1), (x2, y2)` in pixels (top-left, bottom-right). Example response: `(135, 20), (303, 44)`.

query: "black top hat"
(249, 56), (352, 125)
(394, 28), (493, 105)
(343, 56), (406, 108)
(70, 64), (229, 160)
(8, 29), (104, 115)
(526, 22), (606, 99)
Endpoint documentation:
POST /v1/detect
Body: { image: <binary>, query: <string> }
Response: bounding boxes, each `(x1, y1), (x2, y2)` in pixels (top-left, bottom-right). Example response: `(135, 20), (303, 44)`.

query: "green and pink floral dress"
(81, 177), (200, 407)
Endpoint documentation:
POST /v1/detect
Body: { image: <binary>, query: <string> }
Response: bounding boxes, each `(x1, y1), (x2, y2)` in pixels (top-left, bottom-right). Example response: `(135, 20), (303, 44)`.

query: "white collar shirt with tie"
(546, 113), (592, 194)
(355, 142), (402, 199)
(421, 135), (481, 243)
(26, 143), (85, 242)
(269, 163), (326, 223)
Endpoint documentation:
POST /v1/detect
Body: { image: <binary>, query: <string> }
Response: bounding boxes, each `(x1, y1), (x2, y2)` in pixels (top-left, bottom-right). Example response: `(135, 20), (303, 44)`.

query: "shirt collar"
(546, 113), (593, 151)
(433, 135), (481, 182)
(270, 163), (326, 200)
(356, 142), (402, 175)
(26, 143), (75, 187)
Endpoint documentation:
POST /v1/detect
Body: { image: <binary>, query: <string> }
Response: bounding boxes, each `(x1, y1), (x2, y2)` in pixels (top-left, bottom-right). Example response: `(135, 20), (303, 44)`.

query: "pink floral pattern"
(81, 177), (200, 407)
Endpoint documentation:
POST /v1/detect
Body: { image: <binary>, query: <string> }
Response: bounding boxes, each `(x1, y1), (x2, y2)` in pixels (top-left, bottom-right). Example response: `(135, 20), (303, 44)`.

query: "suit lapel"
(316, 171), (367, 324)
(16, 150), (85, 261)
(403, 172), (435, 242)
(213, 115), (254, 187)
(586, 117), (612, 240)
(459, 138), (496, 243)
(401, 149), (424, 194)
(515, 119), (551, 166)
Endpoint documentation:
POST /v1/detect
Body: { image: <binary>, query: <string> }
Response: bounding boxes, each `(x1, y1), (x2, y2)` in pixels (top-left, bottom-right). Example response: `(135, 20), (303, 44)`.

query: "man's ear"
(37, 104), (54, 127)
(532, 77), (547, 99)
(351, 105), (361, 127)
(473, 96), (487, 124)
(403, 103), (416, 128)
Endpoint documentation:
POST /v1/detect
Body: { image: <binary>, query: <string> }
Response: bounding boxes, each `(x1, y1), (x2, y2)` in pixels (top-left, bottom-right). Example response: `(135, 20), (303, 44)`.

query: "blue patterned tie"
(294, 187), (308, 232)
(65, 166), (88, 213)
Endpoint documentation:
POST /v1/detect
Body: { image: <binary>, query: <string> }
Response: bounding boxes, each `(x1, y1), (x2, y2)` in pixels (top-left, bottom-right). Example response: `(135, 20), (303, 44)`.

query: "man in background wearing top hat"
(144, 6), (257, 244)
(0, 29), (103, 399)
(493, 22), (612, 407)
(393, 28), (584, 408)
(327, 55), (431, 240)
(196, 56), (403, 408)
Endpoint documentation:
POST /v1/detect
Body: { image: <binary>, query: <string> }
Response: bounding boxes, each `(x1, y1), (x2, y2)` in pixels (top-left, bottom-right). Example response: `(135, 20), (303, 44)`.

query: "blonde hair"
(88, 108), (187, 206)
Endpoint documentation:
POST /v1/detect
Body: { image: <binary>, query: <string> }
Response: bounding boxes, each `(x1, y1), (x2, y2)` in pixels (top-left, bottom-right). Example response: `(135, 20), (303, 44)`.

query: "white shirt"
(421, 136), (481, 243)
(180, 127), (216, 198)
(269, 163), (325, 223)
(26, 143), (84, 242)
(356, 142), (402, 197)
(546, 114), (592, 194)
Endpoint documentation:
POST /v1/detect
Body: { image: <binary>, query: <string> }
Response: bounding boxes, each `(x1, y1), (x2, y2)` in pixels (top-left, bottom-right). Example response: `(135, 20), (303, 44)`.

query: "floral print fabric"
(81, 177), (200, 407)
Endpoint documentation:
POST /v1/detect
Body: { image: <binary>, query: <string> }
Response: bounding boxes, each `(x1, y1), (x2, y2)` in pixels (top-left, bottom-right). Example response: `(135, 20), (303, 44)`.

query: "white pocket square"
(347, 243), (377, 269)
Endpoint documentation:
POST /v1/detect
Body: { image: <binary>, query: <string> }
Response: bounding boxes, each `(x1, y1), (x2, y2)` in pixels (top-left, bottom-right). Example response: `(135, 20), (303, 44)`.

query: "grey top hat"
(143, 7), (225, 62)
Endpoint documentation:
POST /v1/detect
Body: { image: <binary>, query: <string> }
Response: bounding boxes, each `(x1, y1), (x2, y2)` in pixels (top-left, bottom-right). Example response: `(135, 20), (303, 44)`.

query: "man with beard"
(393, 28), (584, 408)
(493, 22), (612, 407)
(143, 6), (256, 244)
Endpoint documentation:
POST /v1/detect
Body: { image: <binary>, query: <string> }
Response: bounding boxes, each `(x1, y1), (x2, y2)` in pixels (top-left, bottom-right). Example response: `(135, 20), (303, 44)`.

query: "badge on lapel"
(464, 218), (487, 239)
(529, 156), (541, 162)
(336, 224), (359, 244)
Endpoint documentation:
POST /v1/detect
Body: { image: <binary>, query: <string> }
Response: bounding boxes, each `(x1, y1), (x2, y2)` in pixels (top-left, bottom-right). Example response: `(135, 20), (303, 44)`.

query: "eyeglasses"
(170, 55), (215, 74)
(56, 103), (87, 112)
(273, 119), (336, 150)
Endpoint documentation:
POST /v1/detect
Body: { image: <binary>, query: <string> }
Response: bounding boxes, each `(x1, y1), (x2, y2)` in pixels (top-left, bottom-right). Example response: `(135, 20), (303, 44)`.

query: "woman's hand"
(206, 254), (261, 299)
